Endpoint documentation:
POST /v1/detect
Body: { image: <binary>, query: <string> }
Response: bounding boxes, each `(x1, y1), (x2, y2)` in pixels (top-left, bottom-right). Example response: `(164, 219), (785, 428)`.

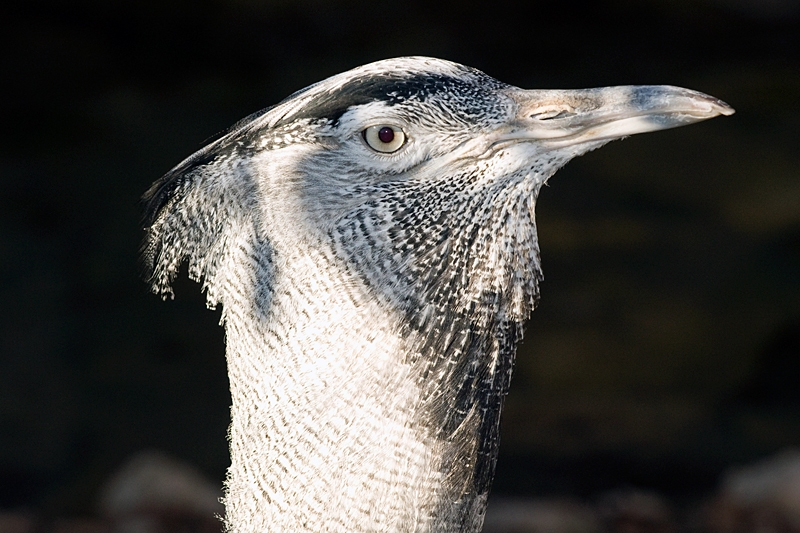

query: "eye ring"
(363, 125), (406, 153)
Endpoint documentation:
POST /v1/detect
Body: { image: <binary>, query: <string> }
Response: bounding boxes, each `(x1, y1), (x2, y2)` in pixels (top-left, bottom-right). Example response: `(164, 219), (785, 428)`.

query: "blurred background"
(2, 0), (799, 531)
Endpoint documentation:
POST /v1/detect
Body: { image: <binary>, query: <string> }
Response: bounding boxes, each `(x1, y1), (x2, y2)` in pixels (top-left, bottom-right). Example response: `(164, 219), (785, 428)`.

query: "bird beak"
(500, 85), (734, 148)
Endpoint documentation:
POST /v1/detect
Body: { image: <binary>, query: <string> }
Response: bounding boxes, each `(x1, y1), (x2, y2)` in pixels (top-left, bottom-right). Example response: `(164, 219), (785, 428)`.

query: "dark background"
(2, 0), (799, 519)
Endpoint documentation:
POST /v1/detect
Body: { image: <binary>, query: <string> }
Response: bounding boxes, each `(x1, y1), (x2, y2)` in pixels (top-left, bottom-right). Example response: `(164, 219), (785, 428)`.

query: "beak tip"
(710, 98), (735, 117)
(701, 94), (735, 117)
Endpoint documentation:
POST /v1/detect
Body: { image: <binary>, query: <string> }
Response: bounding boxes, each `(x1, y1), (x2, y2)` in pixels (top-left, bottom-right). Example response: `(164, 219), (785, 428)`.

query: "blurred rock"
(0, 512), (36, 533)
(703, 449), (800, 532)
(483, 497), (600, 533)
(596, 488), (676, 533)
(97, 450), (224, 533)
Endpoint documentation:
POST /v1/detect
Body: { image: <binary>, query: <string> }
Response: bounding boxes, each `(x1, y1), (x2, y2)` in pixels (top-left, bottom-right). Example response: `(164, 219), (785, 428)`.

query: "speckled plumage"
(142, 57), (732, 532)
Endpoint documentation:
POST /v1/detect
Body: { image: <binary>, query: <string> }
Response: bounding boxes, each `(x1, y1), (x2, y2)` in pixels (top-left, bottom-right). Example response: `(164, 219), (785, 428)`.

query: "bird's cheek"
(488, 142), (551, 172)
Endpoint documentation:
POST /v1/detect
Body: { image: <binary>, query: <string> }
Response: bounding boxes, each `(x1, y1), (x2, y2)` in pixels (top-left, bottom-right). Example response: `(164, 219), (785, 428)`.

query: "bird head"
(242, 58), (733, 222)
(143, 56), (732, 325)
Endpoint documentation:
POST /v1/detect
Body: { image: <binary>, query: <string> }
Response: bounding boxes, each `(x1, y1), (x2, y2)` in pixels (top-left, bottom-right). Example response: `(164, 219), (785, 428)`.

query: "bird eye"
(363, 125), (406, 153)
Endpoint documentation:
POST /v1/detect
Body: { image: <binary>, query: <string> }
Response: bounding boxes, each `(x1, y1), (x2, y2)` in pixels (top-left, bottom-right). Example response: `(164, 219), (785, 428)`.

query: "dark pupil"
(378, 127), (395, 144)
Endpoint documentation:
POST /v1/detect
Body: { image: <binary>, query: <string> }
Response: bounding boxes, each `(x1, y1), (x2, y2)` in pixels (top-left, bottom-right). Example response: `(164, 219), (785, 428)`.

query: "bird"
(141, 57), (733, 533)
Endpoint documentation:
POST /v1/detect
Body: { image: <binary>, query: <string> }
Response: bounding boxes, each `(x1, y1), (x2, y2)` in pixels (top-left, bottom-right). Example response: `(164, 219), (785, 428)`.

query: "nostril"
(531, 110), (576, 121)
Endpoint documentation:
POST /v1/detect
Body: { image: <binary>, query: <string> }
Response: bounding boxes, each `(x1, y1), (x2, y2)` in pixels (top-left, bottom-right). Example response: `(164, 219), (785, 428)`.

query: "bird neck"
(218, 231), (516, 533)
